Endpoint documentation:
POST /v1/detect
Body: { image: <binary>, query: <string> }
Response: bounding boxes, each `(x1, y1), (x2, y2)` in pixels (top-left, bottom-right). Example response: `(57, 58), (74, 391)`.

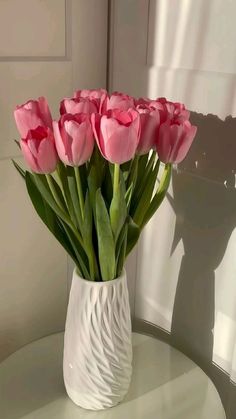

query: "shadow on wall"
(170, 112), (236, 418)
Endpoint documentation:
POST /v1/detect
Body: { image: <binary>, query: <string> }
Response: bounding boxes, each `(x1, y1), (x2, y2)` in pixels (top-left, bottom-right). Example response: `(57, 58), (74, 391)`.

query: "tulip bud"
(136, 104), (160, 155)
(156, 119), (197, 164)
(92, 109), (140, 164)
(60, 97), (98, 115)
(105, 92), (135, 112)
(74, 89), (108, 114)
(20, 126), (58, 173)
(53, 113), (94, 166)
(14, 97), (52, 138)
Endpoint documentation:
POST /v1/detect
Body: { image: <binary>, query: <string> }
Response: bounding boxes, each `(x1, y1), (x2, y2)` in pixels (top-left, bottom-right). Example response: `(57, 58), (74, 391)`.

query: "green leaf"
(109, 178), (127, 243)
(59, 220), (90, 279)
(134, 153), (149, 190)
(126, 217), (140, 256)
(120, 160), (132, 174)
(81, 192), (98, 280)
(25, 171), (78, 265)
(133, 159), (160, 226)
(12, 159), (25, 179)
(26, 171), (90, 277)
(82, 192), (93, 245)
(31, 172), (85, 250)
(125, 182), (133, 210)
(88, 147), (107, 217)
(116, 224), (128, 277)
(115, 220), (128, 271)
(66, 168), (82, 230)
(101, 163), (113, 207)
(89, 145), (105, 186)
(88, 165), (100, 217)
(95, 189), (116, 281)
(78, 163), (88, 196)
(47, 174), (68, 212)
(141, 164), (172, 228)
(131, 151), (156, 213)
(57, 163), (77, 227)
(127, 155), (139, 190)
(32, 173), (72, 227)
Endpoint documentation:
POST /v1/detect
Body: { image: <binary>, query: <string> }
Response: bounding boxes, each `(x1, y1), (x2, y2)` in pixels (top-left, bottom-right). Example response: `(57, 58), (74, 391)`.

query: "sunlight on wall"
(147, 0), (236, 118)
(213, 228), (236, 381)
(214, 311), (236, 380)
(136, 176), (185, 331)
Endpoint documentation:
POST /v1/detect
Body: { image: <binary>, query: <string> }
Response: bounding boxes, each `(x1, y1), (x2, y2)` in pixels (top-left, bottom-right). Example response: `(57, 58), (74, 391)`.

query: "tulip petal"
(100, 116), (121, 146)
(157, 120), (197, 164)
(106, 93), (135, 111)
(173, 124), (197, 163)
(137, 113), (158, 155)
(91, 113), (105, 156)
(74, 89), (107, 99)
(38, 97), (53, 129)
(37, 136), (58, 173)
(53, 120), (70, 165)
(104, 125), (139, 164)
(69, 121), (94, 165)
(27, 139), (39, 158)
(65, 120), (85, 165)
(169, 124), (184, 162)
(62, 98), (97, 115)
(157, 121), (172, 163)
(20, 140), (40, 173)
(14, 108), (43, 138)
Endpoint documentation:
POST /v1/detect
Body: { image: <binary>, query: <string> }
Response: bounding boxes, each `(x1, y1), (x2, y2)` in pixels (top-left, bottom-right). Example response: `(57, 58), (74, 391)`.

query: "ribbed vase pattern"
(63, 269), (132, 410)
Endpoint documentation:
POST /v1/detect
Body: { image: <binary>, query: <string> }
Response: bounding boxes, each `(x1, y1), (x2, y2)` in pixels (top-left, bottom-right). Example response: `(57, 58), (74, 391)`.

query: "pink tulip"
(136, 97), (190, 124)
(135, 97), (151, 107)
(156, 119), (197, 164)
(14, 97), (52, 138)
(91, 109), (140, 164)
(154, 98), (190, 123)
(53, 113), (94, 166)
(74, 88), (107, 100)
(136, 103), (160, 155)
(148, 100), (169, 124)
(20, 126), (58, 174)
(105, 92), (135, 112)
(74, 89), (108, 114)
(60, 97), (98, 115)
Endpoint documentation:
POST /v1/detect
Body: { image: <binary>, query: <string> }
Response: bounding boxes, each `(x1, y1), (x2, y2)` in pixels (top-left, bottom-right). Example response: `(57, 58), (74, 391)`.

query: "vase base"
(64, 381), (130, 410)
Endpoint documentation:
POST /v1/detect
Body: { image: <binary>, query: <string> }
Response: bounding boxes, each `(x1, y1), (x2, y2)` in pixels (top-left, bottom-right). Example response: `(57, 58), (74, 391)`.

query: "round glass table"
(0, 332), (226, 419)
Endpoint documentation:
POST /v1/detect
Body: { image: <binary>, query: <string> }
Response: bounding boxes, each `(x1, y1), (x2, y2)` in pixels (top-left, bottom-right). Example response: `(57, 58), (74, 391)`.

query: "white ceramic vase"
(63, 268), (133, 410)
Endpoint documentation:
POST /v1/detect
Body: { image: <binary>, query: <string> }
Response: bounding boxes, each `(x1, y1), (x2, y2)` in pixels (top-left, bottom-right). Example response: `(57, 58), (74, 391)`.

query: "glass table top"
(0, 332), (226, 419)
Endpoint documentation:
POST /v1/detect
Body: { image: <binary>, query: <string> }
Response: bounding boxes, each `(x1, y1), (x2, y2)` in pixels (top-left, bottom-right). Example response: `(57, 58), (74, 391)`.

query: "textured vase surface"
(63, 268), (133, 410)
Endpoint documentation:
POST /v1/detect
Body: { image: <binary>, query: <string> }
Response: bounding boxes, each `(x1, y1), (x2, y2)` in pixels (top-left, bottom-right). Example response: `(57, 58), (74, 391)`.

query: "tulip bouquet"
(13, 90), (197, 282)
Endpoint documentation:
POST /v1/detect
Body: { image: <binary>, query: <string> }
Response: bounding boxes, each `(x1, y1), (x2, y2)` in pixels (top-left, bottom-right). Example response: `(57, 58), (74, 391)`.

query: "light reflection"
(213, 311), (236, 381)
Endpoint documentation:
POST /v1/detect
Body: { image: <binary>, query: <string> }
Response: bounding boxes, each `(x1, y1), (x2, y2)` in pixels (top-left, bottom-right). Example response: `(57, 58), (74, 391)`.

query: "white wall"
(0, 0), (108, 361)
(110, 1), (236, 416)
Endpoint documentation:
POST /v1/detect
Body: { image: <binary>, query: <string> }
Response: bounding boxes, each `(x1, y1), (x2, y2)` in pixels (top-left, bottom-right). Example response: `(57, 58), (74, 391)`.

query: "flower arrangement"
(13, 89), (197, 282)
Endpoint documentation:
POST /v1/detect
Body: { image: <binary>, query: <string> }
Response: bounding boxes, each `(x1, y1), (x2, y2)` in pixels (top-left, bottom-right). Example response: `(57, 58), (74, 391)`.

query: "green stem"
(74, 166), (85, 220)
(45, 174), (64, 211)
(113, 163), (120, 195)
